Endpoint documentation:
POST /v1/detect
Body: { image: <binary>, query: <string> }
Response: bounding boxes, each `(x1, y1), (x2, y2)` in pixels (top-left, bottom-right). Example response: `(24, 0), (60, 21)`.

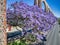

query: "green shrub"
(58, 18), (60, 25)
(8, 39), (27, 45)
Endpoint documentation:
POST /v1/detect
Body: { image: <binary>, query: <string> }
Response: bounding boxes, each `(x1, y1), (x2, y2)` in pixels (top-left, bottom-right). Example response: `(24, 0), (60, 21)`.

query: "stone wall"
(0, 0), (4, 45)
(0, 0), (7, 45)
(0, 29), (4, 45)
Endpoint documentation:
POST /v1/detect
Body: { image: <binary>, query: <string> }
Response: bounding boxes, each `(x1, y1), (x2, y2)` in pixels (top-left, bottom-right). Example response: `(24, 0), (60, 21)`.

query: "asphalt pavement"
(46, 22), (60, 45)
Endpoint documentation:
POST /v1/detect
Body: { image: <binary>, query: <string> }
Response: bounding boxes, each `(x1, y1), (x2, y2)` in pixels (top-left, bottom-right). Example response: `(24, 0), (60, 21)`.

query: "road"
(46, 22), (60, 45)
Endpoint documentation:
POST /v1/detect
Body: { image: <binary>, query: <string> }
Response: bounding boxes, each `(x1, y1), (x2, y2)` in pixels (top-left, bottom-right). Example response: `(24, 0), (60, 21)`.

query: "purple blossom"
(7, 1), (57, 40)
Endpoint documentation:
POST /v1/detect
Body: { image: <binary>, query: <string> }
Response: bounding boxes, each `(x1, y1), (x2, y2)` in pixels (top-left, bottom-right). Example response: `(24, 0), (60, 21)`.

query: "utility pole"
(0, 0), (7, 45)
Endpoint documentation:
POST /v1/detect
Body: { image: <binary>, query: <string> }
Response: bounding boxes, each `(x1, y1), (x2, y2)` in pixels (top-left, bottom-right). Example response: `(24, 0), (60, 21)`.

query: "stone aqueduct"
(0, 0), (52, 45)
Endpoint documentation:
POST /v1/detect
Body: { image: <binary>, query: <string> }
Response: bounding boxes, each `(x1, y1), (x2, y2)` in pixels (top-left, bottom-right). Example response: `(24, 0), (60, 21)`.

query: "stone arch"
(41, 1), (46, 11)
(34, 0), (50, 12)
(42, 1), (49, 12)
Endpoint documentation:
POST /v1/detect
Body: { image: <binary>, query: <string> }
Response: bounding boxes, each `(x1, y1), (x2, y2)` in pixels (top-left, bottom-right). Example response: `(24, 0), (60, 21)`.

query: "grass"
(8, 39), (27, 45)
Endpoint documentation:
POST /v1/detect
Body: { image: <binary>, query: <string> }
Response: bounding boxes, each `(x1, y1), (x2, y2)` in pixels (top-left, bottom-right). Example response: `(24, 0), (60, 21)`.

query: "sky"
(7, 0), (60, 18)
